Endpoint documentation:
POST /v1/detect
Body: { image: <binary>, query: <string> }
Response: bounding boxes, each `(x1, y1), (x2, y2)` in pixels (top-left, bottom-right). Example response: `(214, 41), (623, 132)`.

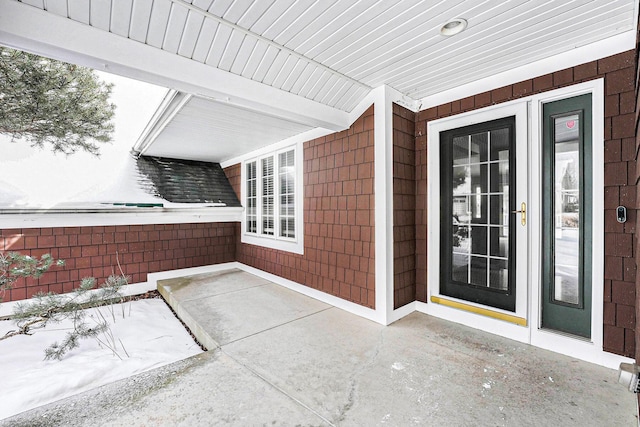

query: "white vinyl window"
(242, 145), (303, 254)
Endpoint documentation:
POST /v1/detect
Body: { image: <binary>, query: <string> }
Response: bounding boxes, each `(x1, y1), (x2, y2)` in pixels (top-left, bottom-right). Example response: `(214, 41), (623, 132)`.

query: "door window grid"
(451, 129), (510, 292)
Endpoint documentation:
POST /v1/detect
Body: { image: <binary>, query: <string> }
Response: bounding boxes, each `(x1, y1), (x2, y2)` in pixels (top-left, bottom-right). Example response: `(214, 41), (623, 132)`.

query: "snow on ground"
(0, 298), (202, 420)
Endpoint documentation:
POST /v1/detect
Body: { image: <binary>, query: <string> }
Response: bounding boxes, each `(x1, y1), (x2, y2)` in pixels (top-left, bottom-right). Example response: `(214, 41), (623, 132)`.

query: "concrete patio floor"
(2, 268), (637, 426)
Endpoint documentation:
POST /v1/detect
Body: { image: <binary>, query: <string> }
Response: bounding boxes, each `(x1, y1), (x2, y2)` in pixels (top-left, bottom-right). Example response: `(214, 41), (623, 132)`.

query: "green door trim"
(541, 94), (592, 338)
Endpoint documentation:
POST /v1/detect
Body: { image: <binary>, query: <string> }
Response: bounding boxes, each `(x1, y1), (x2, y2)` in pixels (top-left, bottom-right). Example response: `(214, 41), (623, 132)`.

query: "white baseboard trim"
(146, 262), (383, 323)
(237, 263), (381, 324)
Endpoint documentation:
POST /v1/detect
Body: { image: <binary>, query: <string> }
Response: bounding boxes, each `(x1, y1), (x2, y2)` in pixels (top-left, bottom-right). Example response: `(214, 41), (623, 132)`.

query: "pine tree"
(0, 252), (64, 301)
(0, 46), (116, 155)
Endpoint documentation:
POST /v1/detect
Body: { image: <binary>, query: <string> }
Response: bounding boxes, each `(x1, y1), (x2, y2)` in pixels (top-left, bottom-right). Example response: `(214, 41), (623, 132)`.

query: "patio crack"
(334, 327), (385, 423)
(222, 348), (337, 427)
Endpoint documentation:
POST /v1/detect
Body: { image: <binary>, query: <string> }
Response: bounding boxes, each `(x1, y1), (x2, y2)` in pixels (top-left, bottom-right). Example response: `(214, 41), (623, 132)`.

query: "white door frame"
(424, 100), (530, 344)
(528, 80), (622, 367)
(421, 79), (631, 368)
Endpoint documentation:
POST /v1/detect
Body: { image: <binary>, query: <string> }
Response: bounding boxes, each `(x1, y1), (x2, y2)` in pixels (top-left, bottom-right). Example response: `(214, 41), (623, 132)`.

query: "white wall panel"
(89, 0), (112, 31)
(162, 3), (189, 53)
(288, 62), (313, 94)
(191, 18), (217, 62)
(217, 30), (244, 71)
(44, 0), (68, 17)
(250, 44), (279, 81)
(67, 0), (89, 24)
(249, 0), (295, 36)
(285, 0), (353, 51)
(305, 69), (330, 99)
(191, 0), (213, 10)
(271, 55), (298, 89)
(240, 40), (268, 78)
(178, 12), (205, 58)
(146, 0), (172, 48)
(222, 0), (252, 24)
(296, 67), (324, 96)
(20, 0), (44, 8)
(313, 73), (340, 103)
(261, 50), (289, 85)
(271, 0), (337, 46)
(129, 0), (153, 42)
(280, 59), (307, 92)
(207, 0), (233, 17)
(238, 0), (274, 30)
(205, 24), (232, 66)
(230, 36), (257, 74)
(110, 0), (133, 37)
(304, 0), (401, 61)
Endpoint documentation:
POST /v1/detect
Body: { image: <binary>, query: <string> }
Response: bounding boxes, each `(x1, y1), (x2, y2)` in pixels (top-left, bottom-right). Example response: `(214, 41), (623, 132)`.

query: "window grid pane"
(246, 161), (257, 233)
(262, 156), (274, 236)
(279, 150), (295, 238)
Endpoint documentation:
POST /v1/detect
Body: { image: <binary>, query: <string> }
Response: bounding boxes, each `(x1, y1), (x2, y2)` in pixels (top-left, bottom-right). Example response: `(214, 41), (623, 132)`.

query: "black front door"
(440, 117), (516, 312)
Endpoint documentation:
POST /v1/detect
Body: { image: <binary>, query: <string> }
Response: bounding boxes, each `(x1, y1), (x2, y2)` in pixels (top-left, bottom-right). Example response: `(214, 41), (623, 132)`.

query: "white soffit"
(1, 0), (637, 161)
(140, 95), (314, 163)
(7, 0), (637, 109)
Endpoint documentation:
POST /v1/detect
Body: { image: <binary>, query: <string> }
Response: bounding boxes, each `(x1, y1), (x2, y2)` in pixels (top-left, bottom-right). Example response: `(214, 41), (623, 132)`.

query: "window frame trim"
(240, 142), (304, 254)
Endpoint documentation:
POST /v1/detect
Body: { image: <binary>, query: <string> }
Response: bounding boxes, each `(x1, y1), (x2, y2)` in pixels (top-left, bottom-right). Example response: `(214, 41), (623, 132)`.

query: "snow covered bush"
(1, 251), (129, 360)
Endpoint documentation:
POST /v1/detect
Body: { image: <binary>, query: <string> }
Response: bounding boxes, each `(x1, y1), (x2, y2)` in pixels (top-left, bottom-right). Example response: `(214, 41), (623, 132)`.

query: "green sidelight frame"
(541, 94), (592, 338)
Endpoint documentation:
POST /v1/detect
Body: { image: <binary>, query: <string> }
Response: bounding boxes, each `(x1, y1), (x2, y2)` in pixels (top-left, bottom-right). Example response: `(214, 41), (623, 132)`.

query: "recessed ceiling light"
(440, 18), (468, 36)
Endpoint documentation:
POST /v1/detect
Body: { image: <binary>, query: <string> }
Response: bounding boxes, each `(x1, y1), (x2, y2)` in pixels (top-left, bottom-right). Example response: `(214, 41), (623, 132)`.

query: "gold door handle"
(511, 202), (526, 226)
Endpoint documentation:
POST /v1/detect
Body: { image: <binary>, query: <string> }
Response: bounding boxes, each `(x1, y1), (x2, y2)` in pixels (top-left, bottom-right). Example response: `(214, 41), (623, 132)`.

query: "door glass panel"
(452, 166), (469, 195)
(453, 136), (469, 165)
(470, 164), (487, 194)
(470, 256), (488, 287)
(452, 253), (469, 283)
(489, 195), (508, 225)
(552, 114), (580, 305)
(489, 259), (508, 291)
(490, 128), (510, 161)
(489, 227), (509, 257)
(470, 132), (488, 163)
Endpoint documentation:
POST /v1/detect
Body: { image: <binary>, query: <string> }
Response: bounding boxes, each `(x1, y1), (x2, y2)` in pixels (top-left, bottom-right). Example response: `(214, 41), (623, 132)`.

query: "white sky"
(0, 71), (168, 208)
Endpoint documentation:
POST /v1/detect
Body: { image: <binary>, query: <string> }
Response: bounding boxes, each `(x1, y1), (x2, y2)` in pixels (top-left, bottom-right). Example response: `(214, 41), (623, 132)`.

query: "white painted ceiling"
(2, 0), (638, 162)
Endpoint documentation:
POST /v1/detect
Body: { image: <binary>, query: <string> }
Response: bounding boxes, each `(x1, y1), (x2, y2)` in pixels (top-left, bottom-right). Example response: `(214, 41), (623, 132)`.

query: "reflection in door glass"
(553, 114), (580, 305)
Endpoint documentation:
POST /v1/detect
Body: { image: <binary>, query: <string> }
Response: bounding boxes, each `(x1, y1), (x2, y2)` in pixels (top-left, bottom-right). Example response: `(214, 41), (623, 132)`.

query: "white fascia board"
(0, 1), (350, 132)
(417, 30), (637, 110)
(132, 91), (191, 156)
(0, 207), (243, 229)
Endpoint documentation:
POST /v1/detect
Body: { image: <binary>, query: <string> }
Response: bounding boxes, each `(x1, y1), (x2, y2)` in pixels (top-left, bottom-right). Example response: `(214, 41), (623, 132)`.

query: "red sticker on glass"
(566, 120), (575, 129)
